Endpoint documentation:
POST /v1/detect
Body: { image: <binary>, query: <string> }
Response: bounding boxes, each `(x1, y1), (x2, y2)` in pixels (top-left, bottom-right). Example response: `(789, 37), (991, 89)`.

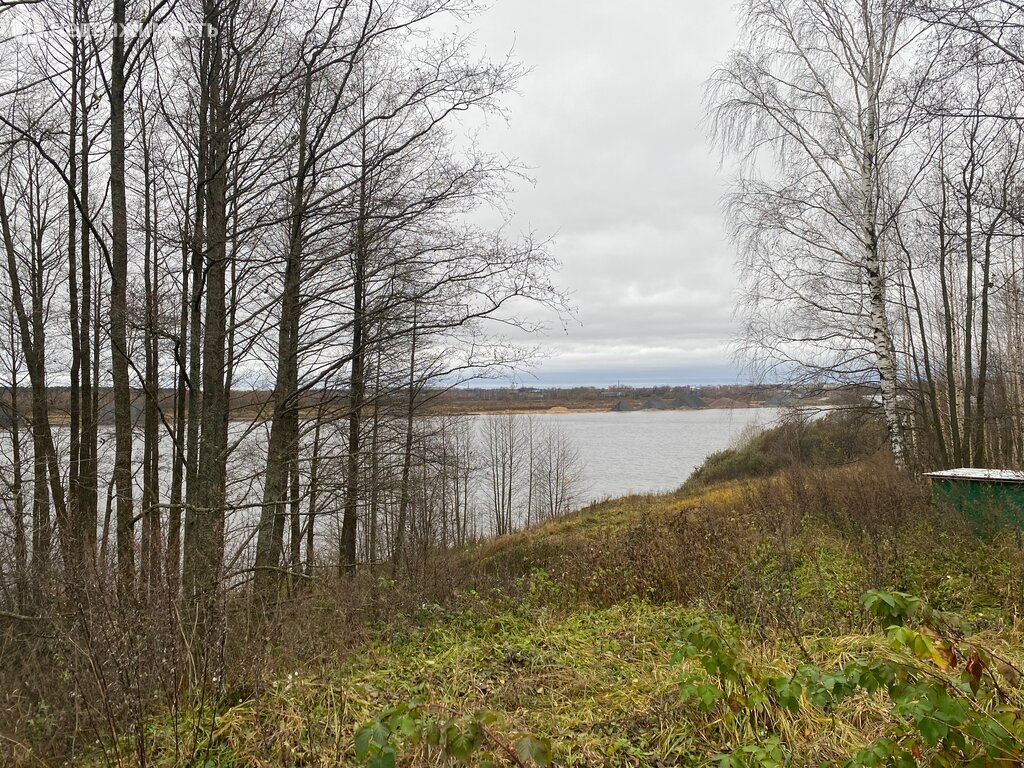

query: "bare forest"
(0, 0), (583, 757)
(5, 0), (1024, 765)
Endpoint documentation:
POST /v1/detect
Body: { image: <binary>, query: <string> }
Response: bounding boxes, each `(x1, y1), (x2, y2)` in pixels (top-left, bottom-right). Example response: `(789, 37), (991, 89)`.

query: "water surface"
(523, 408), (782, 502)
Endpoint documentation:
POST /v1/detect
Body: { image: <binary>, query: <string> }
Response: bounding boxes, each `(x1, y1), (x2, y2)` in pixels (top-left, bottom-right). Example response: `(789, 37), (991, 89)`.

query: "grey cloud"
(470, 0), (741, 385)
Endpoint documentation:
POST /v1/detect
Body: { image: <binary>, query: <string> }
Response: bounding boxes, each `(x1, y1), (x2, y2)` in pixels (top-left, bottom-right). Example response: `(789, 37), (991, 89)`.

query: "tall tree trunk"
(367, 356), (382, 565)
(938, 167), (963, 466)
(341, 140), (370, 574)
(962, 137), (978, 465)
(903, 238), (948, 466)
(168, 238), (189, 594)
(6, 316), (27, 610)
(184, 11), (229, 647)
(304, 417), (321, 578)
(67, 24), (81, 572)
(0, 190), (70, 587)
(78, 40), (98, 568)
(140, 106), (162, 597)
(110, 0), (136, 594)
(972, 216), (999, 466)
(391, 314), (418, 578)
(254, 67), (311, 602)
(862, 59), (904, 467)
(183, 23), (211, 600)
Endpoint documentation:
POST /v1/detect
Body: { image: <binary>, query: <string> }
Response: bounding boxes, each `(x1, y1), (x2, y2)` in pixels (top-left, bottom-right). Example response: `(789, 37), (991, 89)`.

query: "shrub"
(674, 591), (1024, 766)
(684, 409), (887, 490)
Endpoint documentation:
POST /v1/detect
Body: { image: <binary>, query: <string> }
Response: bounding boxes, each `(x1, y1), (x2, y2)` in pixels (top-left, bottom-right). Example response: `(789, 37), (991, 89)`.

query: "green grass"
(80, 454), (1024, 768)
(126, 597), (703, 766)
(121, 584), (1024, 767)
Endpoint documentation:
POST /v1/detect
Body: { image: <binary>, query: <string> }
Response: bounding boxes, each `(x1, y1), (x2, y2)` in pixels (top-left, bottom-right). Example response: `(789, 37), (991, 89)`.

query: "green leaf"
(862, 590), (921, 628)
(354, 724), (374, 761)
(394, 714), (417, 738)
(770, 677), (802, 713)
(516, 735), (553, 766)
(918, 715), (948, 746)
(370, 721), (391, 747)
(446, 730), (475, 763)
(475, 709), (500, 726)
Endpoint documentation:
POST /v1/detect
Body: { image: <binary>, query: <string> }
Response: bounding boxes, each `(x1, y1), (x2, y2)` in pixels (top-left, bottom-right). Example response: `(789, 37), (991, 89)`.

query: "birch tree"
(709, 0), (929, 464)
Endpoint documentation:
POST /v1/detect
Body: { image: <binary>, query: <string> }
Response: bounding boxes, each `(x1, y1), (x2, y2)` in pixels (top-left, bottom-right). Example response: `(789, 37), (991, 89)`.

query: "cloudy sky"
(466, 0), (744, 387)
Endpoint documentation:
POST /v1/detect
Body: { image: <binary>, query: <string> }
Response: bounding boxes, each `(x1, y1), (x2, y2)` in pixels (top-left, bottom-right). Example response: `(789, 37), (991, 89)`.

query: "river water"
(518, 408), (782, 503)
(0, 408), (783, 561)
(0, 408), (783, 508)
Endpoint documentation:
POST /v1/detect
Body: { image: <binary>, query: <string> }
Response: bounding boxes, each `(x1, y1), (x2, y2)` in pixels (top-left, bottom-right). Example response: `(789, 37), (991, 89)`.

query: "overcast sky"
(465, 1), (743, 388)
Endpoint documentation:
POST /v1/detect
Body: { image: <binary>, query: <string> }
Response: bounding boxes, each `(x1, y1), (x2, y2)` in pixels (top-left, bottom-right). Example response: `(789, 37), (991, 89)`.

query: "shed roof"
(924, 468), (1024, 484)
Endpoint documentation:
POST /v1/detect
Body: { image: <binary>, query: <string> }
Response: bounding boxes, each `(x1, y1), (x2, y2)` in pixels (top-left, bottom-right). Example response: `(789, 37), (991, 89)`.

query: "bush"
(467, 456), (1024, 634)
(674, 591), (1024, 766)
(683, 409), (886, 490)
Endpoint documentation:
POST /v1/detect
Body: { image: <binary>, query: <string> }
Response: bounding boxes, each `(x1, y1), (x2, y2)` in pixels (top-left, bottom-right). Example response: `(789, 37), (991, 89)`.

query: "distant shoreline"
(31, 402), (779, 427)
(9, 384), (833, 425)
(435, 403), (781, 417)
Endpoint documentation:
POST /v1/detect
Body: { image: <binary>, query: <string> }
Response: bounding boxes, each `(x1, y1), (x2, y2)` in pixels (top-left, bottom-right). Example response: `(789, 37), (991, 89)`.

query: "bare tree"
(708, 0), (933, 465)
(532, 421), (583, 522)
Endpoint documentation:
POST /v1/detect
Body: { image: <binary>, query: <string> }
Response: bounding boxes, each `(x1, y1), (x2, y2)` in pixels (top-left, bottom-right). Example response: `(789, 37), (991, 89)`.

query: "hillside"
(77, 445), (1024, 768)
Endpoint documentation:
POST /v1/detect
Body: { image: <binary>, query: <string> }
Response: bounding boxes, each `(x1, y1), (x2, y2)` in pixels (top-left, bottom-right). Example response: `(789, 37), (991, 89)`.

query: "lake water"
(520, 408), (782, 502)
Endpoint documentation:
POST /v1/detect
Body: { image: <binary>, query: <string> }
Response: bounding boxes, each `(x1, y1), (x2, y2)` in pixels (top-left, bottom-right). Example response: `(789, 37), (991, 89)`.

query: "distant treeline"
(426, 383), (860, 413)
(0, 382), (864, 425)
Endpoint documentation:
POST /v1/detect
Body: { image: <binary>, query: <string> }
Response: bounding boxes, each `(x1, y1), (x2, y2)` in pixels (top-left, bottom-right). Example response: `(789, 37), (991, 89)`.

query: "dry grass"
(9, 456), (1024, 767)
(93, 590), (1024, 766)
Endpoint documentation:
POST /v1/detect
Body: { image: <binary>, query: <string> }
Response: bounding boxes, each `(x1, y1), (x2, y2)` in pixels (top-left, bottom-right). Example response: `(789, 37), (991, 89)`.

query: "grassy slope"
(108, 460), (1024, 768)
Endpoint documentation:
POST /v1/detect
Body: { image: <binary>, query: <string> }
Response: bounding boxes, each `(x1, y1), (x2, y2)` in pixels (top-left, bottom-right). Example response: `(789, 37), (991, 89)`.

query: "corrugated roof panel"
(924, 468), (1024, 484)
